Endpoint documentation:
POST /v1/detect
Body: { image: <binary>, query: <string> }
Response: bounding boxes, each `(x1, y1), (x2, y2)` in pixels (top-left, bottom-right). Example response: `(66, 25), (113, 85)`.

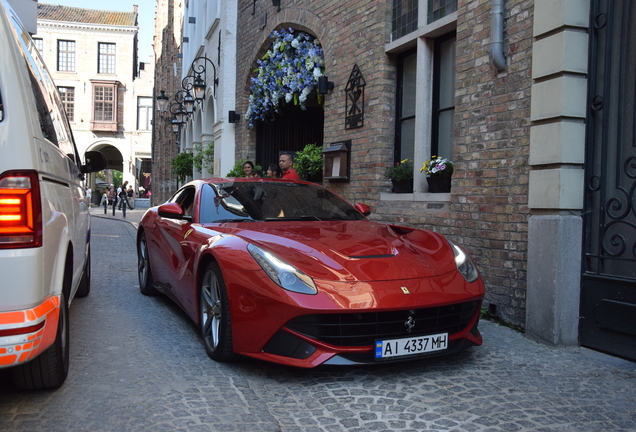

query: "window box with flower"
(421, 156), (454, 193)
(385, 159), (414, 193)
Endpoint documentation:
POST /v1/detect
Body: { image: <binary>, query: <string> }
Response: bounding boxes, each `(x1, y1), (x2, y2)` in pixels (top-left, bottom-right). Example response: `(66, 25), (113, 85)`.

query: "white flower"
(291, 39), (299, 48)
(285, 93), (293, 102)
(313, 67), (322, 79)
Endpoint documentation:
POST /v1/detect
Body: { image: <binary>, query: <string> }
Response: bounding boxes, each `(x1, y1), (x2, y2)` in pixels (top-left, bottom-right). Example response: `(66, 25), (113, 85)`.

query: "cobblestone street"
(0, 214), (635, 431)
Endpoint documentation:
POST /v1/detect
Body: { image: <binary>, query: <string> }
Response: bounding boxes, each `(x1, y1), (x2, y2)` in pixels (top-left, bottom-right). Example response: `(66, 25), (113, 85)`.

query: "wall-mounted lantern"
(322, 140), (351, 182)
(228, 110), (240, 123)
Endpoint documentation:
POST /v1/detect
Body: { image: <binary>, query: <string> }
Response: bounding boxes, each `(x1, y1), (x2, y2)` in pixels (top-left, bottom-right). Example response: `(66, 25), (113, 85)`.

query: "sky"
(45, 0), (156, 61)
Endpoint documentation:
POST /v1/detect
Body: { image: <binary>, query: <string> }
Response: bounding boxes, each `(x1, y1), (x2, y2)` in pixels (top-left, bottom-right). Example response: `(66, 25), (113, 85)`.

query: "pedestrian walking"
(85, 186), (91, 208)
(107, 185), (116, 216)
(127, 185), (135, 209)
(119, 182), (128, 218)
(100, 188), (109, 214)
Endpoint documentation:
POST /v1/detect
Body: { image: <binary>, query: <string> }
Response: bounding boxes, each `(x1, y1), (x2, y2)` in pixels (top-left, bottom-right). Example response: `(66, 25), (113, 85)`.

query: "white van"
(0, 0), (106, 390)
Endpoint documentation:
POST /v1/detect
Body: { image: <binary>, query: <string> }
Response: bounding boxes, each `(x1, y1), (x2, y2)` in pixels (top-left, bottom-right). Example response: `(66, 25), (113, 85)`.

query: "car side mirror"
(354, 203), (371, 216)
(81, 151), (107, 174)
(158, 202), (192, 221)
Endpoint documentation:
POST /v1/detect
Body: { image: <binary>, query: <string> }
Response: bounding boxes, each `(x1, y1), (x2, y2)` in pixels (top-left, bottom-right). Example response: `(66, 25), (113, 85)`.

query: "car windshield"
(199, 181), (366, 223)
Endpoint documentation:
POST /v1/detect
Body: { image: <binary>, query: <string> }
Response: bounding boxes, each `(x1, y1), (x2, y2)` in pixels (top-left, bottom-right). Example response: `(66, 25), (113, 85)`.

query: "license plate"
(375, 333), (448, 359)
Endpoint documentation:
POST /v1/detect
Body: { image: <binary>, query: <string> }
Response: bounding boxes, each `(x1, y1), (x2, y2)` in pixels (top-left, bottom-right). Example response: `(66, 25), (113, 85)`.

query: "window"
(137, 97), (153, 130)
(392, 0), (418, 41)
(33, 38), (43, 53)
(94, 86), (114, 121)
(394, 49), (417, 162)
(98, 43), (116, 74)
(91, 81), (118, 131)
(428, 0), (458, 24)
(57, 40), (75, 72)
(58, 87), (75, 122)
(431, 32), (456, 160)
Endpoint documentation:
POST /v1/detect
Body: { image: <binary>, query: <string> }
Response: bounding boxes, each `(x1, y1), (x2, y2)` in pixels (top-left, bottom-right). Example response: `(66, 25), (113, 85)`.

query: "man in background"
(279, 153), (300, 180)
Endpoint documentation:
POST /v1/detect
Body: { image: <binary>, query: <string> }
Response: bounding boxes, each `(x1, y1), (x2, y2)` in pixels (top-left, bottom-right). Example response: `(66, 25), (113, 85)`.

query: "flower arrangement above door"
(245, 28), (326, 127)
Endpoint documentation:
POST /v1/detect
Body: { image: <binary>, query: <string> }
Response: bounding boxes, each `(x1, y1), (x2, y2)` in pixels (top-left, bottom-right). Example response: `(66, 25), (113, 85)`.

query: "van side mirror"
(81, 151), (107, 173)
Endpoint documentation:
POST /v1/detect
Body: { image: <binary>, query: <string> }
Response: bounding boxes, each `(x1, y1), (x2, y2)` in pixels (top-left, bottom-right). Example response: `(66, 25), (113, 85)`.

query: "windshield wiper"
(264, 215), (322, 221)
(213, 218), (255, 223)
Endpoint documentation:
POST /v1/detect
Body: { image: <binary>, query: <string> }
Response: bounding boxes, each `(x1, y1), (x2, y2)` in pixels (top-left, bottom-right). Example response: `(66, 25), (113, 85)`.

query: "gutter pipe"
(491, 0), (507, 71)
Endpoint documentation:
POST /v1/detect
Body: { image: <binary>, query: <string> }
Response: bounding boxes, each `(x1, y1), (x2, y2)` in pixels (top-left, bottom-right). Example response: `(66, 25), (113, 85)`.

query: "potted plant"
(295, 143), (323, 182)
(420, 156), (454, 193)
(385, 159), (414, 193)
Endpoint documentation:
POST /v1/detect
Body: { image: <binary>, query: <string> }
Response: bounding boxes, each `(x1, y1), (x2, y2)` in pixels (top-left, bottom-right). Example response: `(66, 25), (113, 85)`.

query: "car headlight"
(447, 239), (480, 283)
(247, 243), (317, 295)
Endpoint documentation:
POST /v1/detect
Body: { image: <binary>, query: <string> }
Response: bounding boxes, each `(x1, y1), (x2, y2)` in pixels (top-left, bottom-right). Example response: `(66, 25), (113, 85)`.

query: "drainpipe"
(491, 0), (506, 71)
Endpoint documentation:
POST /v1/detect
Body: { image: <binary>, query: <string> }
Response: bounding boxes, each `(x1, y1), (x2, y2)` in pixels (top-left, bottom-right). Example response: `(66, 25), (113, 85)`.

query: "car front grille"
(285, 300), (481, 347)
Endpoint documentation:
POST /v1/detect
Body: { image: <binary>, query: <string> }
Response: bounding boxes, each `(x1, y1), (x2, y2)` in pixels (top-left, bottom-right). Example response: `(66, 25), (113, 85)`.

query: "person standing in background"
(279, 153), (300, 180)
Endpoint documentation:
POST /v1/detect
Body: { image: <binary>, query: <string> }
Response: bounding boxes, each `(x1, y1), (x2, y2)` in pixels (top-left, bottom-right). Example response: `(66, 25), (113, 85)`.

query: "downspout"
(491, 0), (506, 71)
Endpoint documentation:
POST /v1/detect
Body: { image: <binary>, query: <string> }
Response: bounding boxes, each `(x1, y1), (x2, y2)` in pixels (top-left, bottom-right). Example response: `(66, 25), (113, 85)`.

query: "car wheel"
(138, 231), (158, 296)
(199, 262), (237, 362)
(75, 246), (91, 297)
(13, 292), (69, 390)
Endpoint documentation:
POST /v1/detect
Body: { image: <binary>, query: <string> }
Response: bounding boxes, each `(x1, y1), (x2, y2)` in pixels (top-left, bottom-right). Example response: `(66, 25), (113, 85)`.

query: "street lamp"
(156, 90), (169, 113)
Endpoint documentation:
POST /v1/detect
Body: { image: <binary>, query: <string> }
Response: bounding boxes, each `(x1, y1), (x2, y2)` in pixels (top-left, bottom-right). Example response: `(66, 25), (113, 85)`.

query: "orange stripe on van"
(0, 296), (61, 368)
(0, 311), (26, 325)
(0, 296), (58, 326)
(0, 355), (18, 366)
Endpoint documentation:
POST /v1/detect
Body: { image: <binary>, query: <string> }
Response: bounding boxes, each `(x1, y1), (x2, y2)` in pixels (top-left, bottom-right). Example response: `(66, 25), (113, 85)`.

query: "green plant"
(385, 159), (414, 181)
(171, 151), (194, 183)
(226, 159), (263, 177)
(193, 142), (215, 173)
(420, 156), (454, 177)
(295, 143), (323, 179)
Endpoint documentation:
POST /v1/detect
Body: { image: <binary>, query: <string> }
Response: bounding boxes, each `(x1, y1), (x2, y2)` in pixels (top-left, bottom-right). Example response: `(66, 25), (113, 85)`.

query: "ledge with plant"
(420, 156), (454, 193)
(385, 159), (414, 193)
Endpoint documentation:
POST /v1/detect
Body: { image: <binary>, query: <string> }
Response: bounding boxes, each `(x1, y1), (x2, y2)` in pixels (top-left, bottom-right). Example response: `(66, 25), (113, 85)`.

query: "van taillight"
(0, 171), (42, 248)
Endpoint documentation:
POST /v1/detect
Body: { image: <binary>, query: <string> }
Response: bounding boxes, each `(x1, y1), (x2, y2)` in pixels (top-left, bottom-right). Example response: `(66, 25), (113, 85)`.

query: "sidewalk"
(90, 205), (149, 228)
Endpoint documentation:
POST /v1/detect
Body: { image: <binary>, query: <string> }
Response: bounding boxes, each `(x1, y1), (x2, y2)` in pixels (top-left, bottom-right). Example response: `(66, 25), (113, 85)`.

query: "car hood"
(211, 220), (458, 282)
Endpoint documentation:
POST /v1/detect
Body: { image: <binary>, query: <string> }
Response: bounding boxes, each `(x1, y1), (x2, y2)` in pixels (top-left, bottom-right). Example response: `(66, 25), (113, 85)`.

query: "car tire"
(199, 262), (237, 362)
(13, 292), (69, 390)
(138, 231), (158, 296)
(75, 246), (91, 297)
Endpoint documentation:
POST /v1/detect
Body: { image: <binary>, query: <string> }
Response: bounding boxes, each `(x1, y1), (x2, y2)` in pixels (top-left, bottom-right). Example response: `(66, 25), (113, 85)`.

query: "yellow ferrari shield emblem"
(401, 287), (410, 294)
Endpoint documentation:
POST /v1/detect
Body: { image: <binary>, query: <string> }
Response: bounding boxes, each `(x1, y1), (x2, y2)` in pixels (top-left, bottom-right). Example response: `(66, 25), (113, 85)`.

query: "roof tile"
(37, 3), (137, 27)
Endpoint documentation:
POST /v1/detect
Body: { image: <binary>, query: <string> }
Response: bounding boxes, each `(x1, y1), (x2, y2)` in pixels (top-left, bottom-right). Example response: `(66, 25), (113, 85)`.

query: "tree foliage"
(172, 152), (194, 183)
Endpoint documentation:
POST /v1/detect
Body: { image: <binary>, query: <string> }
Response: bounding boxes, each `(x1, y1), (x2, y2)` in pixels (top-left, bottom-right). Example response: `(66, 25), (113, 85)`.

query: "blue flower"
(245, 28), (325, 127)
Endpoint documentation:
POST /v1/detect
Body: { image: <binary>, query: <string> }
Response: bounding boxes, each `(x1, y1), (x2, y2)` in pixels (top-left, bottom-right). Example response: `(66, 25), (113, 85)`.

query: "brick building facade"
(152, 0), (183, 205)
